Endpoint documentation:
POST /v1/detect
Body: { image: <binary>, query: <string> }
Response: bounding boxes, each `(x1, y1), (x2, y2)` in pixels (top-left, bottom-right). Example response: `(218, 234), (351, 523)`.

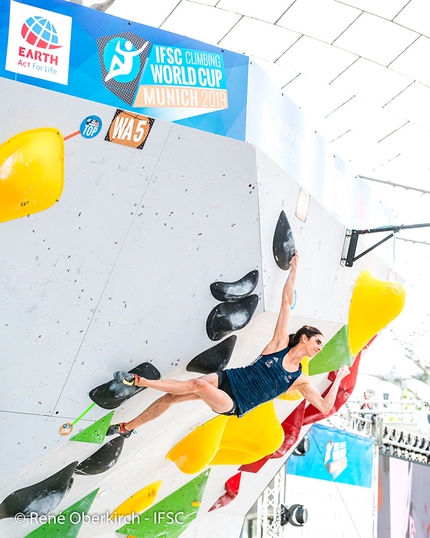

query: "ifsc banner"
(0, 0), (249, 140)
(287, 424), (374, 488)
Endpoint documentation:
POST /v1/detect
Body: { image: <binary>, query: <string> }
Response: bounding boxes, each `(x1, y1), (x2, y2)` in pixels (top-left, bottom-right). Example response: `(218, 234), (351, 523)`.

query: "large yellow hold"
(166, 415), (229, 474)
(110, 480), (162, 518)
(348, 269), (405, 356)
(0, 128), (64, 223)
(167, 402), (284, 473)
(210, 402), (284, 465)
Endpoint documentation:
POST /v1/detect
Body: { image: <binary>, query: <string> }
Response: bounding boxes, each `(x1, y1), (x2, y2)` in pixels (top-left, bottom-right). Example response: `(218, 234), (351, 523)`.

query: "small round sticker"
(80, 115), (102, 139)
(59, 422), (74, 436)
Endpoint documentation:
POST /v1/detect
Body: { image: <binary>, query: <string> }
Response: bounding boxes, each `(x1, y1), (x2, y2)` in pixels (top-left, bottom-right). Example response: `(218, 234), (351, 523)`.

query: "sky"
(357, 179), (430, 399)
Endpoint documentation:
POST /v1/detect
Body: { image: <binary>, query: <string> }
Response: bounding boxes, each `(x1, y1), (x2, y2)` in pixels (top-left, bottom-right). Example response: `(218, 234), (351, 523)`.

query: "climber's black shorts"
(215, 370), (238, 416)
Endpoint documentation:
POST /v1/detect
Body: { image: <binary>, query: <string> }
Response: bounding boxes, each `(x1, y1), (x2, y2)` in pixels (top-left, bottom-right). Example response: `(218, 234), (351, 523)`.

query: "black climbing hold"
(75, 436), (125, 475)
(89, 362), (161, 409)
(186, 335), (237, 374)
(206, 295), (259, 341)
(0, 461), (77, 519)
(210, 270), (259, 302)
(273, 210), (295, 270)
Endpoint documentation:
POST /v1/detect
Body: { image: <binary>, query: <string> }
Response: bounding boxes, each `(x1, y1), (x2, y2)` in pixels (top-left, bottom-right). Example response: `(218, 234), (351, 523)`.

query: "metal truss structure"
(335, 398), (430, 464)
(242, 398), (430, 538)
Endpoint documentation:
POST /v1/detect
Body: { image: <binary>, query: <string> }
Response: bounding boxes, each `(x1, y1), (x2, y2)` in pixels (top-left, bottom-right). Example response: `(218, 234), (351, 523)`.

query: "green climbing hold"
(24, 488), (99, 537)
(116, 469), (210, 538)
(308, 326), (353, 376)
(70, 411), (114, 444)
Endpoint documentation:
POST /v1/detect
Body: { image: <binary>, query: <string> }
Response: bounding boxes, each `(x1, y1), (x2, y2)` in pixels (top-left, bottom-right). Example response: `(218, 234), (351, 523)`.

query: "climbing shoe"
(113, 370), (136, 386)
(106, 422), (134, 438)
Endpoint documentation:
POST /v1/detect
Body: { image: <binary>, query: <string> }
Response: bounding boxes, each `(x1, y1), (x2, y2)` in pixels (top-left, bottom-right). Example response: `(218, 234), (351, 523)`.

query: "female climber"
(107, 251), (350, 437)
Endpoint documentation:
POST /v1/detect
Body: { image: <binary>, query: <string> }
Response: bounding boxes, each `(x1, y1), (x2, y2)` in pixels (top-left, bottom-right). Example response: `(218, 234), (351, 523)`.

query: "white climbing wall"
(0, 73), (393, 537)
(0, 2), (398, 536)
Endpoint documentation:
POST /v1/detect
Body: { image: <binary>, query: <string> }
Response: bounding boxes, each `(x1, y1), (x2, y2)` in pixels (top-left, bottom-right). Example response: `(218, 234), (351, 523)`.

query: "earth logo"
(21, 16), (62, 50)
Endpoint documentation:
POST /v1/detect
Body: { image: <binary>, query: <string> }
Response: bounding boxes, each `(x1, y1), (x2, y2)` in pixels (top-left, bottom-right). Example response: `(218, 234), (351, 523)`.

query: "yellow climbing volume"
(0, 127), (64, 223)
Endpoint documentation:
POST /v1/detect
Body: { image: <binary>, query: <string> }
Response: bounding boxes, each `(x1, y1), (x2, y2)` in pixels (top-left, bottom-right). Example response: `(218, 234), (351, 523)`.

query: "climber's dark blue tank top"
(225, 346), (302, 417)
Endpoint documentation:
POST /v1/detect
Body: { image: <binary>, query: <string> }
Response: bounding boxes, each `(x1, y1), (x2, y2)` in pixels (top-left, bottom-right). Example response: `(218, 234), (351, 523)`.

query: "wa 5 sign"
(105, 110), (155, 150)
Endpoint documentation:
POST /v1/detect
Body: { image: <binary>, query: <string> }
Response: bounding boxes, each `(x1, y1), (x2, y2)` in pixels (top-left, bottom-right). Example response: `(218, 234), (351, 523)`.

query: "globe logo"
(21, 16), (62, 50)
